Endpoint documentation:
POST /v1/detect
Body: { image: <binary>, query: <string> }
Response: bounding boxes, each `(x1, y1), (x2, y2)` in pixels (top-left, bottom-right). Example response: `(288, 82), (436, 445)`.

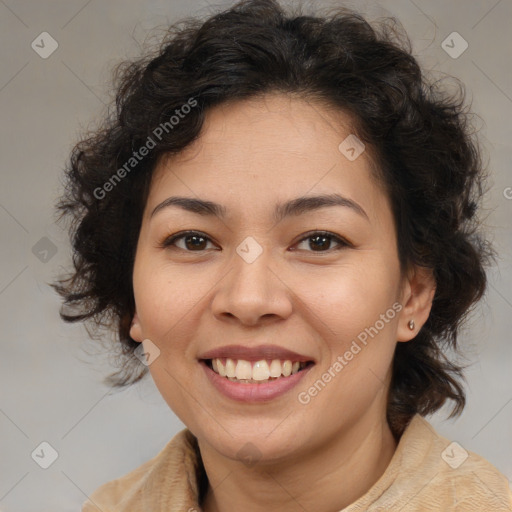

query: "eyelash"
(159, 230), (351, 253)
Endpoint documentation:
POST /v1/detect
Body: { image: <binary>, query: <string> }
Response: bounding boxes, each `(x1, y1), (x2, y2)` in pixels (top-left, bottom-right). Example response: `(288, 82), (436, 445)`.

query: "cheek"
(297, 261), (401, 339)
(301, 274), (400, 415)
(293, 260), (401, 399)
(133, 262), (201, 339)
(134, 266), (202, 419)
(146, 358), (200, 430)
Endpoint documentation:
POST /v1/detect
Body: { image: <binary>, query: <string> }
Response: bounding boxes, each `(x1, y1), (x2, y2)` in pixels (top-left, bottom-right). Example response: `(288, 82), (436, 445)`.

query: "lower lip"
(200, 361), (313, 402)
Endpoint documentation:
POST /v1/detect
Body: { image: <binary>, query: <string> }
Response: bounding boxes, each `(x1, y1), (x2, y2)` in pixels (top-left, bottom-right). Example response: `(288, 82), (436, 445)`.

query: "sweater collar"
(163, 415), (429, 510)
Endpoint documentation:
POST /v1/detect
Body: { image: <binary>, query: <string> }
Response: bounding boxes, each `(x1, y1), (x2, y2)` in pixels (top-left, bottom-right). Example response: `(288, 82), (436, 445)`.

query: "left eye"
(294, 231), (350, 252)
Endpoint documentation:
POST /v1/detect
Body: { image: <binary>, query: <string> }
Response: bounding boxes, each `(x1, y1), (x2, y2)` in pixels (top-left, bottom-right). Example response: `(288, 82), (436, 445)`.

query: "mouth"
(203, 358), (314, 384)
(198, 345), (315, 402)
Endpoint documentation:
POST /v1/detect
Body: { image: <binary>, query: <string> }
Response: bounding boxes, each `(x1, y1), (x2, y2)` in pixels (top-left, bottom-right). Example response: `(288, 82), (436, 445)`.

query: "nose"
(210, 246), (293, 327)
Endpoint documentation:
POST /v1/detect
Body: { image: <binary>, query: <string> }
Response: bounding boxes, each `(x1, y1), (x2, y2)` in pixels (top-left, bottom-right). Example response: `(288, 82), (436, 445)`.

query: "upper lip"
(199, 344), (315, 363)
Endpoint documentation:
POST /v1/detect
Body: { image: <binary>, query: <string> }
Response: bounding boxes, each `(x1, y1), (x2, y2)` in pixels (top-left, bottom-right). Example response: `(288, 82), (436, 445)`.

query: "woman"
(54, 0), (512, 510)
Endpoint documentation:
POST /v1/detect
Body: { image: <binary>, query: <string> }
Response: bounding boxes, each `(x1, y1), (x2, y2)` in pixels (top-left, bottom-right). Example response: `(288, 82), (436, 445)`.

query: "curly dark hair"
(53, 0), (492, 437)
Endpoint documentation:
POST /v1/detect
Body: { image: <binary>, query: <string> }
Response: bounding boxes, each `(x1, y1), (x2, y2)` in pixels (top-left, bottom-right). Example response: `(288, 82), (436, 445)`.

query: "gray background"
(0, 0), (511, 510)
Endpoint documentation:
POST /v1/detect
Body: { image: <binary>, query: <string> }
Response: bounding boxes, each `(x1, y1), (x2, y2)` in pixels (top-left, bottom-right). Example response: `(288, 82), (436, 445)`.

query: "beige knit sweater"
(82, 414), (512, 511)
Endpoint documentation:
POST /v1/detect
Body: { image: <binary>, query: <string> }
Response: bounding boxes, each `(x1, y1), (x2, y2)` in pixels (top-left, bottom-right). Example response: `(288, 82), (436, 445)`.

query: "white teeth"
(252, 360), (270, 381)
(210, 358), (307, 381)
(235, 360), (252, 380)
(225, 358), (236, 378)
(217, 359), (226, 377)
(269, 359), (282, 378)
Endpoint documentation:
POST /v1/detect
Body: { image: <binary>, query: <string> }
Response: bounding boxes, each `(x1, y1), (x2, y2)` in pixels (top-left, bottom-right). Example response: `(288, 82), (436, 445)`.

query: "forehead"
(158, 94), (362, 169)
(148, 94), (388, 225)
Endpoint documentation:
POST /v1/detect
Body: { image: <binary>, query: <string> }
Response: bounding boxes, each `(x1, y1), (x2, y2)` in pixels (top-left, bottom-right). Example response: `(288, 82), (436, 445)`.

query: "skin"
(130, 93), (436, 512)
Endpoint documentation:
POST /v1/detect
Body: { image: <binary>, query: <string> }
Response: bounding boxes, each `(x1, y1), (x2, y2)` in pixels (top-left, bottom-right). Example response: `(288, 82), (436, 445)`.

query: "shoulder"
(385, 415), (512, 511)
(81, 429), (200, 512)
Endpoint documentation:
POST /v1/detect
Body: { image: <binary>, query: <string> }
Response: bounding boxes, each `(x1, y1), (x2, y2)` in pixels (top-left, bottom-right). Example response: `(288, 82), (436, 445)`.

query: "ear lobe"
(130, 312), (144, 342)
(397, 265), (436, 343)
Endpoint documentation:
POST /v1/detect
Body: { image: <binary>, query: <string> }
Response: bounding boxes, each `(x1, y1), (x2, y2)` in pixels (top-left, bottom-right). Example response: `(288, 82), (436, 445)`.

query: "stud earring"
(408, 320), (415, 331)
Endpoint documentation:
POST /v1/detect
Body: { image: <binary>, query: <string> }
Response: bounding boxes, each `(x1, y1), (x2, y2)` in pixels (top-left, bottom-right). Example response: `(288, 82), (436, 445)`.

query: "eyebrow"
(150, 193), (369, 222)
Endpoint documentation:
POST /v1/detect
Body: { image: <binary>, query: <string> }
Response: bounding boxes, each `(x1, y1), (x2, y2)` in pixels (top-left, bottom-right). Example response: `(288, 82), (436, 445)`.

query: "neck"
(200, 412), (398, 512)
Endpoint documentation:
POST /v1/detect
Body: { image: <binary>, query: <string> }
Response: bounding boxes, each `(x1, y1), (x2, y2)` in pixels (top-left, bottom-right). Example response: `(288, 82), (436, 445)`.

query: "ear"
(397, 265), (436, 342)
(129, 311), (144, 343)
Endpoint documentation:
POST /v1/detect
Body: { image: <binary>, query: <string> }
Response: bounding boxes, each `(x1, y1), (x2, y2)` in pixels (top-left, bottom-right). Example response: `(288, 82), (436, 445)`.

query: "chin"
(196, 419), (310, 465)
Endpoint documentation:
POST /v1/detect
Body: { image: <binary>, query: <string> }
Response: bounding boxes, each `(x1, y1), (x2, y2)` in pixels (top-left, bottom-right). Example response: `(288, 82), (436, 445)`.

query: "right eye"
(160, 230), (218, 252)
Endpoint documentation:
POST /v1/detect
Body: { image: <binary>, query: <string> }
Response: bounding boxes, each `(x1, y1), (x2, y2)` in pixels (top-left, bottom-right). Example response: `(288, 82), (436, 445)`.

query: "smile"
(198, 345), (315, 402)
(206, 358), (311, 383)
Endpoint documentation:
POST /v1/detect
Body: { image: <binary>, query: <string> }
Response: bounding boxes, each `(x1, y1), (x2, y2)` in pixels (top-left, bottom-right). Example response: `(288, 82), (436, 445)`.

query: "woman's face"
(130, 94), (421, 463)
